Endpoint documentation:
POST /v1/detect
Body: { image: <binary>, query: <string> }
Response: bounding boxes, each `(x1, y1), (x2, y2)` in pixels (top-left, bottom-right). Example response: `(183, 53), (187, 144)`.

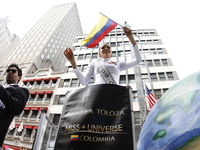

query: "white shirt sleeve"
(119, 44), (142, 70)
(73, 62), (95, 85)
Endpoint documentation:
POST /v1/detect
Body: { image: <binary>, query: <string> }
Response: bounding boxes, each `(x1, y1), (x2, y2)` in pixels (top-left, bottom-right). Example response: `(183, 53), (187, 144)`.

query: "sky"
(0, 0), (200, 80)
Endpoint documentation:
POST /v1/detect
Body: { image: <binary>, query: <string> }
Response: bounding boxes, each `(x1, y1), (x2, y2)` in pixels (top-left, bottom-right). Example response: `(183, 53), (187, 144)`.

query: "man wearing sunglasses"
(0, 64), (29, 149)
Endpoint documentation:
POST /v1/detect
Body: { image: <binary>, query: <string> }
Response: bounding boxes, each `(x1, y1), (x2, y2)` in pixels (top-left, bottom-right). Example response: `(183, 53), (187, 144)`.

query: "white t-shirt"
(73, 44), (142, 85)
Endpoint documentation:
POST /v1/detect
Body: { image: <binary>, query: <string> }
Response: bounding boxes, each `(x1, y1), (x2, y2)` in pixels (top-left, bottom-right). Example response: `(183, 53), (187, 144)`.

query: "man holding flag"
(64, 14), (142, 85)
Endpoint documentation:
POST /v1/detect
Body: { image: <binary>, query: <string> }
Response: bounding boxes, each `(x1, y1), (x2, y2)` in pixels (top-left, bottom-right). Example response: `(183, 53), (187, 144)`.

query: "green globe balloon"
(137, 71), (200, 150)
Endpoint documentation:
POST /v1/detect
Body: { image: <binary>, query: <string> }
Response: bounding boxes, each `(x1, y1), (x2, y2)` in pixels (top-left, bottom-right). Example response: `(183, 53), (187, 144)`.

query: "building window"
(134, 111), (141, 124)
(154, 59), (161, 66)
(91, 53), (98, 59)
(141, 74), (149, 82)
(37, 93), (44, 101)
(51, 77), (58, 87)
(162, 59), (168, 66)
(128, 75), (135, 83)
(45, 92), (53, 101)
(22, 110), (29, 118)
(63, 79), (70, 87)
(29, 93), (36, 101)
(158, 73), (166, 81)
(58, 95), (66, 105)
(7, 128), (15, 137)
(42, 78), (50, 87)
(53, 114), (60, 125)
(154, 89), (161, 99)
(82, 65), (88, 72)
(67, 66), (73, 73)
(132, 91), (138, 102)
(71, 79), (78, 87)
(24, 128), (32, 140)
(119, 75), (126, 84)
(77, 54), (84, 60)
(30, 110), (38, 119)
(167, 72), (174, 80)
(150, 73), (157, 81)
(85, 54), (91, 60)
(146, 60), (153, 67)
(35, 79), (42, 87)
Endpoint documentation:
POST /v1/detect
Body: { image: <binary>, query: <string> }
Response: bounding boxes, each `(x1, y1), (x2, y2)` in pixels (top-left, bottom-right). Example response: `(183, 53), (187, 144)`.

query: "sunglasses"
(101, 46), (110, 49)
(6, 69), (17, 73)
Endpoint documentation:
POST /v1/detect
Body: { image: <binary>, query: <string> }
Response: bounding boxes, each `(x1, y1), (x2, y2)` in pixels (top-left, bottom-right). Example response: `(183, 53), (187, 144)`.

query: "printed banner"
(55, 84), (134, 150)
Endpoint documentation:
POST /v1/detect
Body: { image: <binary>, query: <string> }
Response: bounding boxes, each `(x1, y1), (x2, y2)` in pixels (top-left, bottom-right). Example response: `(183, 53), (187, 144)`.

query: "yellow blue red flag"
(81, 13), (118, 48)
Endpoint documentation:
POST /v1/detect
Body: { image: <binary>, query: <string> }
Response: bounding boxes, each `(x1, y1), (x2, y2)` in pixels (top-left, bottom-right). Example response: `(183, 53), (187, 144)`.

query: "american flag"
(145, 85), (158, 111)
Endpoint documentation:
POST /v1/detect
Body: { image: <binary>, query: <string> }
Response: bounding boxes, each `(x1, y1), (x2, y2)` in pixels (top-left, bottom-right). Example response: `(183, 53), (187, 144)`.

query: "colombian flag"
(70, 135), (79, 140)
(3, 145), (14, 150)
(81, 13), (118, 48)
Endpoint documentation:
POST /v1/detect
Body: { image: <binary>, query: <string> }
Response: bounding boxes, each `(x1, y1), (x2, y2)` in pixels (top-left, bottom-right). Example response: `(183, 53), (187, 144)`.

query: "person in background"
(20, 145), (27, 150)
(0, 64), (29, 148)
(64, 26), (142, 85)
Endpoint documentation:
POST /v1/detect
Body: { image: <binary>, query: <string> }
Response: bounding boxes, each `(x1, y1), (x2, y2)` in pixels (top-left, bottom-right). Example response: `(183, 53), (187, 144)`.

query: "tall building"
(0, 3), (179, 150)
(0, 17), (16, 52)
(0, 17), (20, 66)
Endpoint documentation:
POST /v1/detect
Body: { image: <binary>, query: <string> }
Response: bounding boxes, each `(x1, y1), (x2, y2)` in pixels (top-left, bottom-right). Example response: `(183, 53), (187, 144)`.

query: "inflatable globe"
(137, 71), (200, 150)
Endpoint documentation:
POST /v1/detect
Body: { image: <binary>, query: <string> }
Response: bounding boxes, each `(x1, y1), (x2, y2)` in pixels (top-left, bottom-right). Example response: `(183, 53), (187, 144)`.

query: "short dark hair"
(8, 63), (22, 76)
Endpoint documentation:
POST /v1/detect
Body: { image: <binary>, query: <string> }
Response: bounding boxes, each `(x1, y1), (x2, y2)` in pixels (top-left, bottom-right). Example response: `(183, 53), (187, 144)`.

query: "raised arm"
(119, 27), (142, 70)
(64, 48), (77, 69)
(123, 26), (136, 46)
(64, 47), (94, 85)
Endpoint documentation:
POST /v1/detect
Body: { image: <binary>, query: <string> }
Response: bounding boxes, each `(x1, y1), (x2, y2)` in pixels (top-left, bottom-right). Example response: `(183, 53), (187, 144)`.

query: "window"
(134, 111), (141, 124)
(30, 110), (38, 119)
(146, 60), (153, 67)
(22, 110), (29, 118)
(67, 66), (73, 73)
(154, 89), (162, 99)
(154, 59), (161, 66)
(150, 73), (157, 81)
(77, 54), (84, 60)
(92, 53), (98, 59)
(37, 93), (44, 101)
(85, 54), (91, 60)
(150, 49), (156, 55)
(35, 79), (42, 87)
(29, 93), (36, 101)
(158, 73), (166, 81)
(51, 77), (58, 86)
(162, 59), (168, 66)
(45, 92), (53, 101)
(132, 91), (138, 102)
(7, 128), (15, 137)
(157, 48), (164, 54)
(27, 80), (35, 88)
(128, 75), (135, 83)
(42, 78), (50, 87)
(53, 114), (60, 125)
(119, 75), (126, 84)
(141, 74), (149, 82)
(82, 65), (88, 72)
(63, 79), (70, 87)
(167, 72), (174, 80)
(71, 79), (78, 87)
(58, 95), (66, 105)
(24, 128), (32, 140)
